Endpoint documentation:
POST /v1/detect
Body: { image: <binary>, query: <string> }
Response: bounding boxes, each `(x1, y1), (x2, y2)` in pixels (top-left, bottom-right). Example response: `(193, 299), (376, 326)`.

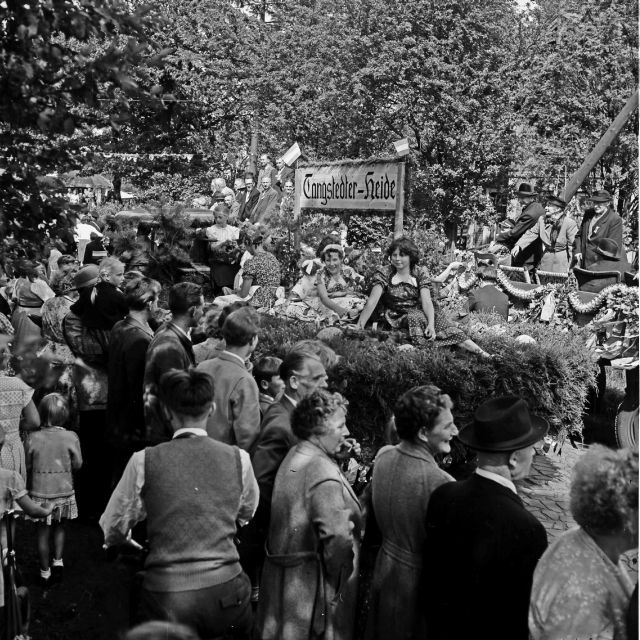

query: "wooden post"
(394, 162), (406, 238)
(293, 167), (303, 249)
(562, 88), (638, 203)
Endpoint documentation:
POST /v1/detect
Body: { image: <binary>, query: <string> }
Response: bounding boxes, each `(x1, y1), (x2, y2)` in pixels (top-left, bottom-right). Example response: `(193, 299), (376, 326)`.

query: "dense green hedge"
(256, 316), (598, 450)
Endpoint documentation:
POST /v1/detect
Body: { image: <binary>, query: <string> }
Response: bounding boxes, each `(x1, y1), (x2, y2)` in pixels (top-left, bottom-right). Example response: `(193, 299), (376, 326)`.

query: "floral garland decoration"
(495, 270), (545, 300)
(567, 283), (635, 314)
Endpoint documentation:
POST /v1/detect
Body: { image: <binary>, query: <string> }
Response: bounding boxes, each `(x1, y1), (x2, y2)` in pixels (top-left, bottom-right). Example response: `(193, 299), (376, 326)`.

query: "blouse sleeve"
(242, 257), (256, 280)
(371, 266), (390, 290)
(415, 266), (432, 290)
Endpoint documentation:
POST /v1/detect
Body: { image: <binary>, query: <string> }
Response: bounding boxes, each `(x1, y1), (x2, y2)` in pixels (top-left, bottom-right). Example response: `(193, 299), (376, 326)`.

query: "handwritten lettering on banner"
(296, 162), (400, 211)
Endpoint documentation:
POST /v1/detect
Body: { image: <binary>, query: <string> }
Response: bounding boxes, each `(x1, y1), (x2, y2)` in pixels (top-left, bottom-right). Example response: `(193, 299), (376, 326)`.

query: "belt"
(381, 539), (422, 569)
(264, 546), (326, 634)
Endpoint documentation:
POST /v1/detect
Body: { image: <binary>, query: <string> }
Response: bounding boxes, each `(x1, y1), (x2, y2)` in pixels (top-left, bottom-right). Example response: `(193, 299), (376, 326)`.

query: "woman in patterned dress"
(0, 329), (41, 481)
(239, 230), (281, 309)
(217, 228), (282, 309)
(356, 237), (491, 356)
(314, 240), (366, 321)
(529, 445), (637, 640)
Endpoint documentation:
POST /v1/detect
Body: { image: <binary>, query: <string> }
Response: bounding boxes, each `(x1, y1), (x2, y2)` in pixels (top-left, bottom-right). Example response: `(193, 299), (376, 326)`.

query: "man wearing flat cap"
(511, 194), (578, 272)
(494, 183), (545, 266)
(424, 396), (549, 640)
(573, 190), (623, 269)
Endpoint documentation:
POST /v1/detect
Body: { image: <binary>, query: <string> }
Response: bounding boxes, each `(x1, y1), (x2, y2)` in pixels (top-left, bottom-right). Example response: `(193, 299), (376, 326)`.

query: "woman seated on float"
(355, 236), (491, 356)
(214, 227), (282, 309)
(314, 237), (366, 321)
(274, 237), (365, 323)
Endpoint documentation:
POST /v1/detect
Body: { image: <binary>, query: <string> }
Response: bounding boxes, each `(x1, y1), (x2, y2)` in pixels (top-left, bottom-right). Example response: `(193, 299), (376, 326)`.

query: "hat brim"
(516, 192), (537, 198)
(594, 248), (619, 260)
(587, 197), (611, 203)
(458, 415), (549, 452)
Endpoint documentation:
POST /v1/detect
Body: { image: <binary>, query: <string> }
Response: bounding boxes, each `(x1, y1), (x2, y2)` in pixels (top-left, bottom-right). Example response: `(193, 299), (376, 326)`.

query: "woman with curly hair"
(529, 445), (638, 640)
(356, 237), (490, 355)
(314, 236), (366, 322)
(365, 385), (456, 640)
(256, 389), (362, 640)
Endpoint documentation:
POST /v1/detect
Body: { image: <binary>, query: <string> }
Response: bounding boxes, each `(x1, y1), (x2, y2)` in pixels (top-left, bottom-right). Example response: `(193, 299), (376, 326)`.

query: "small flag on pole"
(281, 142), (302, 166)
(393, 138), (410, 157)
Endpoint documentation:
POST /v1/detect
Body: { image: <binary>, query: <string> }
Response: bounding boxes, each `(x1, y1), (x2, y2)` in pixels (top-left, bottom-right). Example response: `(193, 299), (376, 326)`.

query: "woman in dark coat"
(365, 385), (457, 640)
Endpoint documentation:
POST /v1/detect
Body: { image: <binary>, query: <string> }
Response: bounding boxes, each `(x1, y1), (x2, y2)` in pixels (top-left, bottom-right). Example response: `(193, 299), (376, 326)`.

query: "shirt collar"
(128, 315), (153, 336)
(284, 394), (297, 407)
(172, 427), (207, 439)
(222, 350), (246, 366)
(169, 322), (191, 342)
(476, 468), (517, 495)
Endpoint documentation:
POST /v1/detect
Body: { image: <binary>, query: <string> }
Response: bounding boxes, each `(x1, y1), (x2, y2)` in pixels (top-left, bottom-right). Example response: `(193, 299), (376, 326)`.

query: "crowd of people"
(0, 171), (637, 639)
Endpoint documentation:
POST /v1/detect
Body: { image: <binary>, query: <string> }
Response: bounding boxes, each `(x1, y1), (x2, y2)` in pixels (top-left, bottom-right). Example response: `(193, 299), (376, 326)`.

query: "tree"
(0, 0), (167, 258)
(512, 0), (638, 208)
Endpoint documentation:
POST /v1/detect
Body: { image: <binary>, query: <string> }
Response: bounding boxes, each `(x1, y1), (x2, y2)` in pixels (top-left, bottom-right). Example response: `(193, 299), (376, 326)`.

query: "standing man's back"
(101, 369), (258, 639)
(143, 282), (204, 443)
(425, 396), (549, 640)
(197, 306), (261, 451)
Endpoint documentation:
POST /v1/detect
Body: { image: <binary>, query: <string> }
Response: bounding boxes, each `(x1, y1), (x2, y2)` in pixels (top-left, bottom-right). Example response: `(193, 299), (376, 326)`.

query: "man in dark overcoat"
(424, 395), (549, 640)
(573, 189), (624, 269)
(495, 183), (545, 266)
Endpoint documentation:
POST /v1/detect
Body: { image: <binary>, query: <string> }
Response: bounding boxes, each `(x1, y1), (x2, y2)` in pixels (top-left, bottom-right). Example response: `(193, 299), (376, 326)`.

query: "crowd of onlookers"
(0, 226), (637, 639)
(0, 170), (637, 638)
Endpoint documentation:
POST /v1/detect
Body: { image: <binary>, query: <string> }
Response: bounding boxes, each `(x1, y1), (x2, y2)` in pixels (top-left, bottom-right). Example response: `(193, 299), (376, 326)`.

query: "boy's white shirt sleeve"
(99, 451), (146, 547)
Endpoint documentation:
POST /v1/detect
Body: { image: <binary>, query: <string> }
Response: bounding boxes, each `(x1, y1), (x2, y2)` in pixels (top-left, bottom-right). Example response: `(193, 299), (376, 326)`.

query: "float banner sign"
(296, 161), (400, 211)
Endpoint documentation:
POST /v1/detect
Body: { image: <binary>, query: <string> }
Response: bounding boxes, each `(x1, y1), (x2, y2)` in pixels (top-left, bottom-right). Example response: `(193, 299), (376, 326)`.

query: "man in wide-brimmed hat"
(580, 238), (633, 293)
(573, 189), (623, 269)
(495, 183), (546, 267)
(424, 396), (549, 640)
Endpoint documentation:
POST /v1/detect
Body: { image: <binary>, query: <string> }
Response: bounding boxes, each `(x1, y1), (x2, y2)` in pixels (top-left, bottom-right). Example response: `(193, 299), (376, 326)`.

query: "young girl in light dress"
(26, 393), (82, 587)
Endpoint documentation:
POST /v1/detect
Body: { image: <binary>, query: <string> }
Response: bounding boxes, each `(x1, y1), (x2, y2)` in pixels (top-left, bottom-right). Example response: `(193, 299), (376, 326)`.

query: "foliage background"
(1, 0), (637, 257)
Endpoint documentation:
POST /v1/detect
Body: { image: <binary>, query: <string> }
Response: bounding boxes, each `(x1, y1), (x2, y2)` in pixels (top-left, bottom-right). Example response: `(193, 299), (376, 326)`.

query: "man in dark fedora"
(424, 396), (549, 640)
(573, 189), (623, 269)
(495, 183), (545, 266)
(580, 238), (633, 293)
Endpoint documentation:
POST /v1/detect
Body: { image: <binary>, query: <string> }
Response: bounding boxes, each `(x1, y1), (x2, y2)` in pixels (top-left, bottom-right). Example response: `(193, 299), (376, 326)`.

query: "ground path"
(519, 445), (638, 580)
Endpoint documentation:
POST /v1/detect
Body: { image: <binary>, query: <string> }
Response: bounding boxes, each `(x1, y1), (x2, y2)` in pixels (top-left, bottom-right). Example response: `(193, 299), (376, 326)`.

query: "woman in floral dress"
(215, 227), (282, 309)
(314, 241), (366, 321)
(356, 237), (491, 356)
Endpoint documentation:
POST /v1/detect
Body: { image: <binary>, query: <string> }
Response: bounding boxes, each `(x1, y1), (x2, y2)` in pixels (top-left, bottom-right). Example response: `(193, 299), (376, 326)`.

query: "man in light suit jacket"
(425, 396), (549, 640)
(197, 307), (261, 451)
(573, 190), (624, 269)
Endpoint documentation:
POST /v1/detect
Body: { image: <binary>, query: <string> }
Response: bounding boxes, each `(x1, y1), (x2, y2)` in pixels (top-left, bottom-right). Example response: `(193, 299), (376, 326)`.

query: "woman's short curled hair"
(394, 385), (453, 441)
(386, 236), (420, 268)
(212, 203), (230, 217)
(570, 445), (638, 535)
(159, 368), (214, 417)
(123, 276), (161, 311)
(292, 390), (348, 441)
